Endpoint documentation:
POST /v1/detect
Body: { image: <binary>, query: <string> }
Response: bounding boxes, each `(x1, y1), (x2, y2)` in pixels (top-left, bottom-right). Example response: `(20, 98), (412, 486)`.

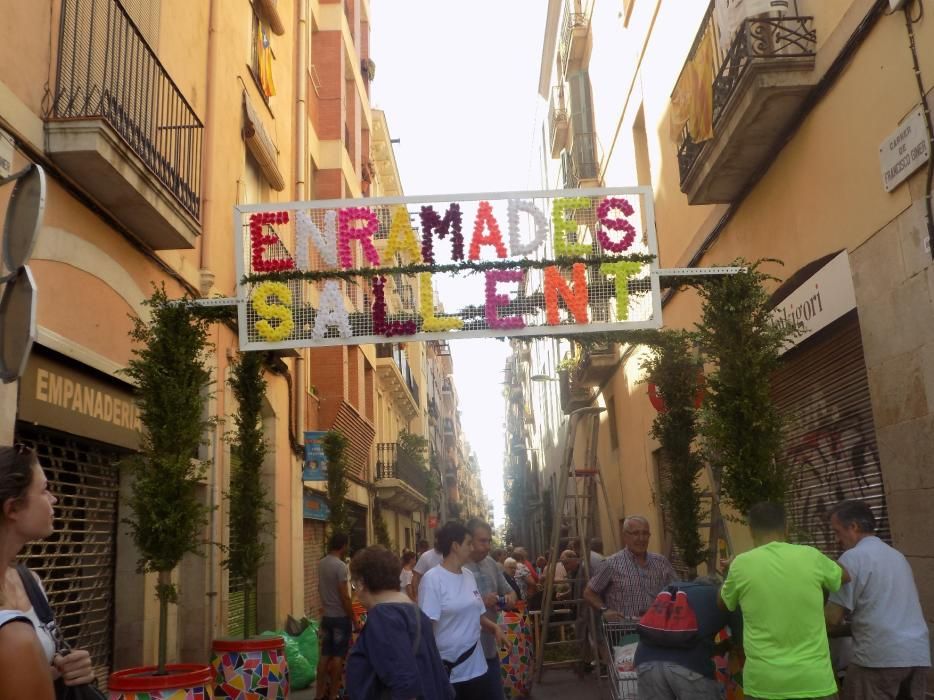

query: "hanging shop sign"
(302, 430), (329, 481)
(303, 489), (330, 521)
(233, 187), (663, 350)
(772, 251), (857, 352)
(879, 105), (930, 193)
(18, 353), (142, 450)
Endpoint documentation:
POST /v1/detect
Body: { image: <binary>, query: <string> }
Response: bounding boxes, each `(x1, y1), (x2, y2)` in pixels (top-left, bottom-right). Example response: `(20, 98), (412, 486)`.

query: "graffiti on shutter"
(772, 312), (890, 557)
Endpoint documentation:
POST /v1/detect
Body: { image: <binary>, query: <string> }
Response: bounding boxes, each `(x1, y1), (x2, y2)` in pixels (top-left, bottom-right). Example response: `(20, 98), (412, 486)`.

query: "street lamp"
(529, 374), (558, 382)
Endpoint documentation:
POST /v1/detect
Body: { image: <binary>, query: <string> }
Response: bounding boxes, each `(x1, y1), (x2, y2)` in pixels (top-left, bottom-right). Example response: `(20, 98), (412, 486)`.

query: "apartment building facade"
(518, 0), (934, 636)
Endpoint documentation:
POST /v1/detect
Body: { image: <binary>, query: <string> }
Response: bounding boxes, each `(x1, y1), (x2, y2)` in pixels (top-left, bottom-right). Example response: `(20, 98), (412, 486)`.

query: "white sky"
(370, 1), (548, 527)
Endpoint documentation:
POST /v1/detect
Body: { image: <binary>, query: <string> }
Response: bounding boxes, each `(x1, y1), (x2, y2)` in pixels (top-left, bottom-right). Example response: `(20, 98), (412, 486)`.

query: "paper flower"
(250, 212), (295, 273)
(600, 261), (644, 321)
(419, 204), (463, 263)
(251, 281), (294, 342)
(385, 207), (422, 264)
(544, 263), (589, 325)
(313, 280), (352, 338)
(596, 197), (637, 253)
(552, 197), (591, 257)
(295, 209), (338, 269)
(371, 276), (417, 337)
(337, 207), (382, 269)
(468, 201), (508, 260)
(484, 270), (525, 330)
(419, 272), (463, 331)
(507, 199), (548, 256)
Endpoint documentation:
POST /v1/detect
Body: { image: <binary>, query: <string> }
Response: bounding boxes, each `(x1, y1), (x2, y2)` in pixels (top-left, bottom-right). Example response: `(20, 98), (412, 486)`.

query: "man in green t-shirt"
(719, 502), (850, 700)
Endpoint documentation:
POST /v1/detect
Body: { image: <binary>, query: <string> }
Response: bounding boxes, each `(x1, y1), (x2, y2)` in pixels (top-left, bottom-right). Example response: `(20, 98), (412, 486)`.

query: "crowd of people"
(318, 502), (930, 700)
(0, 443), (927, 700)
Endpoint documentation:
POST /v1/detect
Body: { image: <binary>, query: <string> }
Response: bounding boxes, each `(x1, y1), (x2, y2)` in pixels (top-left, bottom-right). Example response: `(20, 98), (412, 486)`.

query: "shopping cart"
(602, 618), (640, 700)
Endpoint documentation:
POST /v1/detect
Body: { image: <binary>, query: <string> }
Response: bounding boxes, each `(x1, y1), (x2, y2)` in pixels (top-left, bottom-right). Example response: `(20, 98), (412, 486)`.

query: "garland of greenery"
(122, 286), (213, 673)
(641, 330), (706, 571)
(323, 430), (350, 535)
(225, 350), (272, 639)
(242, 252), (655, 285)
(398, 429), (429, 470)
(695, 260), (798, 515)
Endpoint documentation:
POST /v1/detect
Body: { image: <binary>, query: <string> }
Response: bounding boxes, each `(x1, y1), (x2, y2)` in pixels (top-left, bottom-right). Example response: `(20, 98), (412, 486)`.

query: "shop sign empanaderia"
(18, 353), (142, 450)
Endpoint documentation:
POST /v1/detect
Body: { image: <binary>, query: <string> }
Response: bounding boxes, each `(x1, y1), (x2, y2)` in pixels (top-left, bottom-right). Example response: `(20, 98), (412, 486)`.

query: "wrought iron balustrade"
(676, 6), (816, 183)
(375, 443), (429, 496)
(558, 4), (588, 77)
(52, 0), (203, 218)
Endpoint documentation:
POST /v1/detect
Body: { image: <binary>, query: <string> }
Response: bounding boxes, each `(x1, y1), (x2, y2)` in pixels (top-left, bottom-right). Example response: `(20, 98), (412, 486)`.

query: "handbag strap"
(16, 565), (53, 624)
(411, 604), (422, 655)
(15, 565), (69, 653)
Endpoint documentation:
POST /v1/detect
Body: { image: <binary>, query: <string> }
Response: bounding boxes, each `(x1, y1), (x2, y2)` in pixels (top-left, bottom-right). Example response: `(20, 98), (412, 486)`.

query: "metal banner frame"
(232, 186), (665, 351)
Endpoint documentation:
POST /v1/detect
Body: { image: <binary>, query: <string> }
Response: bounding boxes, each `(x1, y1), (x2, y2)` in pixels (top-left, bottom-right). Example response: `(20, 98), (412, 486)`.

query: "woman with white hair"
(512, 547), (540, 605)
(502, 558), (522, 600)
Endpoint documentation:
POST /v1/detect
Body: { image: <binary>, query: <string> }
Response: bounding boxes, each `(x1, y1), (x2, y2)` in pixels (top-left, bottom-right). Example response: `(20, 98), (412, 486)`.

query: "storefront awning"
(242, 94), (285, 191)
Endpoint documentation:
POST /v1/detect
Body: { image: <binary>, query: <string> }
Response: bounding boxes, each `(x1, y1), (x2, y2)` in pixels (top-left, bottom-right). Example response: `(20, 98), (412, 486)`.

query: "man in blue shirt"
(824, 500), (930, 700)
(634, 577), (740, 699)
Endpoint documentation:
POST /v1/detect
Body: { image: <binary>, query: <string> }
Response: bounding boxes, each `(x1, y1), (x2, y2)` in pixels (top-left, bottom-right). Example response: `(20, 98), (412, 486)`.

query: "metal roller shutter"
(303, 519), (325, 616)
(771, 311), (890, 557)
(16, 425), (121, 688)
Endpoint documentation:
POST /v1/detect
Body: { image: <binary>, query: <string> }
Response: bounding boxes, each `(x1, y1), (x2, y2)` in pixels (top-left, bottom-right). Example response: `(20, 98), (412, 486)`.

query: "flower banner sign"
(234, 187), (663, 350)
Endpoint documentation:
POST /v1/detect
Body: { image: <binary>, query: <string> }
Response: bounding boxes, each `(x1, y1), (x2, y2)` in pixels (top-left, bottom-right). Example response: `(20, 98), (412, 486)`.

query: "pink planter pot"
(108, 663), (214, 699)
(211, 636), (290, 699)
(499, 610), (534, 698)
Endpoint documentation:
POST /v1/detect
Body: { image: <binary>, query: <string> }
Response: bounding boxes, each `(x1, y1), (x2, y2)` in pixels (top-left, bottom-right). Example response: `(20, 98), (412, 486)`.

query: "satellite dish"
(0, 266), (37, 383)
(2, 164), (45, 276)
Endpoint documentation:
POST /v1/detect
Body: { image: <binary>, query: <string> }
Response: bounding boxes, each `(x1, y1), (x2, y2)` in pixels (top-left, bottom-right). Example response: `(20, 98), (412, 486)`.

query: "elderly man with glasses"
(583, 515), (675, 619)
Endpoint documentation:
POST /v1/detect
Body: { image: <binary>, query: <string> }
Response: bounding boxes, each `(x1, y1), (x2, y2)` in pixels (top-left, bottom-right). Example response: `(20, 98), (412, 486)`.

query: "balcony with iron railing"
(558, 0), (591, 78)
(549, 85), (570, 158)
(375, 344), (420, 419)
(375, 443), (429, 512)
(576, 341), (618, 387)
(46, 0), (203, 249)
(674, 2), (817, 204)
(560, 134), (599, 189)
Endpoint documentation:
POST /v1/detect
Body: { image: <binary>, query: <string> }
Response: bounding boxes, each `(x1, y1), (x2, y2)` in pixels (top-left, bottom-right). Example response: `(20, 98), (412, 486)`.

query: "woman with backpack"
(634, 576), (741, 700)
(345, 545), (453, 699)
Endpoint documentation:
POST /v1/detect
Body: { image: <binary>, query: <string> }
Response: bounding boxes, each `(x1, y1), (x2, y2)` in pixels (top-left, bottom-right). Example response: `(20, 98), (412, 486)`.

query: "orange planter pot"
(108, 663), (214, 699)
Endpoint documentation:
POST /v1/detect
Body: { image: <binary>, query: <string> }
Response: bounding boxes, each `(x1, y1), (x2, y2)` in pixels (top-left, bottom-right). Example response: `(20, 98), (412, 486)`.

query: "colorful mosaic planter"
(499, 610), (534, 698)
(109, 663), (214, 700)
(211, 637), (290, 699)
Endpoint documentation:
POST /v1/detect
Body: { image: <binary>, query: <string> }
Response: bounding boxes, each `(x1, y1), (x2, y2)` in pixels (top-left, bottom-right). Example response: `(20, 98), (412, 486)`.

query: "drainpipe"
(203, 0), (222, 645)
(293, 0), (309, 615)
(198, 0), (222, 295)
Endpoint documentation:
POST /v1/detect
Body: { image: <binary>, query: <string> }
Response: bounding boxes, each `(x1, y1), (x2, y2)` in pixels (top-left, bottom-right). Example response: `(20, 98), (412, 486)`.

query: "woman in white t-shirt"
(399, 550), (416, 601)
(0, 445), (95, 689)
(418, 521), (506, 700)
(0, 609), (54, 700)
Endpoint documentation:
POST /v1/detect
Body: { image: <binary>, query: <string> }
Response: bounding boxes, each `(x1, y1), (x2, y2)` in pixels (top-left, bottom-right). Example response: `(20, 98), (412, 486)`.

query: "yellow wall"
(537, 0), (934, 576)
(0, 0), (308, 668)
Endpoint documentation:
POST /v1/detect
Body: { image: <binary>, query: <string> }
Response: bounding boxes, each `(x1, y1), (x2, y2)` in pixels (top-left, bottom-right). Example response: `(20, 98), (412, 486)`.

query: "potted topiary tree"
(210, 350), (288, 699)
(109, 287), (215, 698)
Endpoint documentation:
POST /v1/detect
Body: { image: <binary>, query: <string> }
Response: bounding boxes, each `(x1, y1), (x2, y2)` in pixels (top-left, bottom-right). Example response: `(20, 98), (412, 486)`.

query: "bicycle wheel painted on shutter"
(771, 311), (890, 557)
(17, 425), (122, 688)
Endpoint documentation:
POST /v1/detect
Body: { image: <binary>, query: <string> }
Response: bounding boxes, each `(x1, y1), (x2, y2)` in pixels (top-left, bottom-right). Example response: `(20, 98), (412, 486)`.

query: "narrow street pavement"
(290, 668), (603, 699)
